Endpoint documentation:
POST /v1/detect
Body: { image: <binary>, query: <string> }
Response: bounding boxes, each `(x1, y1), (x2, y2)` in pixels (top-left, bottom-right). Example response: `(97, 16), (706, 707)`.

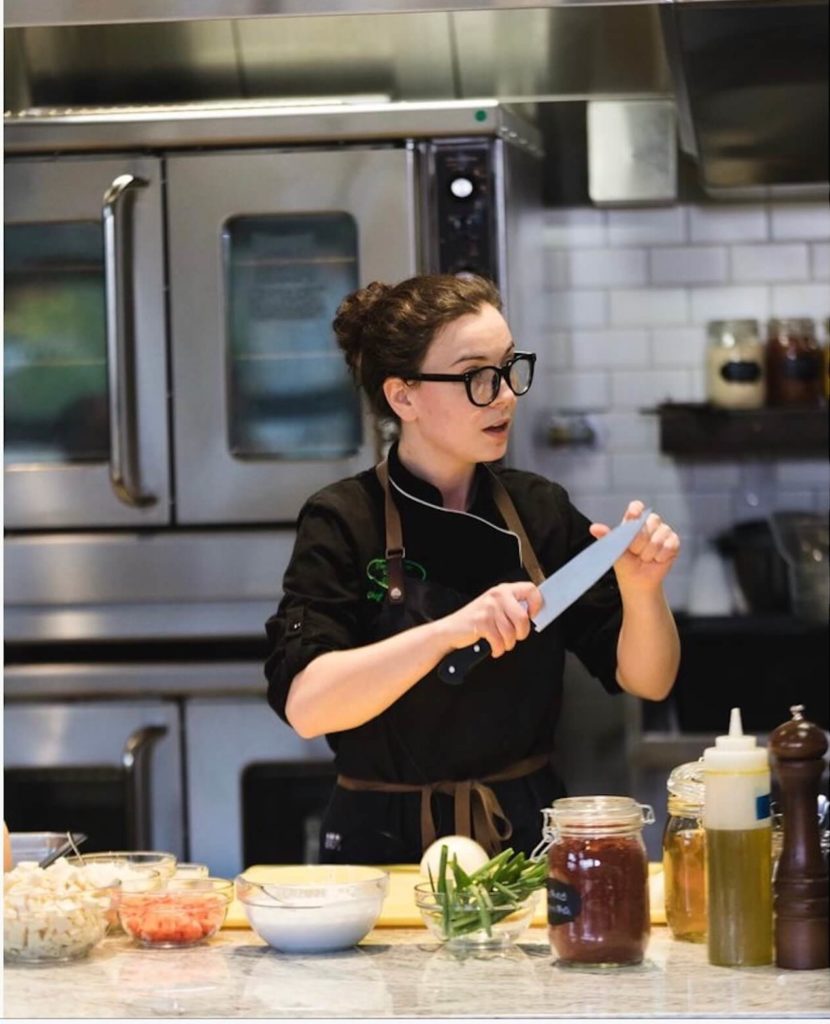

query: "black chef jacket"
(265, 443), (623, 860)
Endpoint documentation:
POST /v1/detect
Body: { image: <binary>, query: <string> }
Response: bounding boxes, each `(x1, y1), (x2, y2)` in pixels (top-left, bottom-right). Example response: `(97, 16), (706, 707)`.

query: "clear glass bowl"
(235, 865), (388, 953)
(4, 872), (111, 964)
(172, 862), (209, 880)
(117, 877), (232, 948)
(65, 859), (162, 932)
(66, 850), (177, 880)
(414, 882), (539, 949)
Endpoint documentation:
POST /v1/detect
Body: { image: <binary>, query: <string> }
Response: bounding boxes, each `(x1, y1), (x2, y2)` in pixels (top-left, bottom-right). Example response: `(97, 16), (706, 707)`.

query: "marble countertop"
(4, 926), (829, 1020)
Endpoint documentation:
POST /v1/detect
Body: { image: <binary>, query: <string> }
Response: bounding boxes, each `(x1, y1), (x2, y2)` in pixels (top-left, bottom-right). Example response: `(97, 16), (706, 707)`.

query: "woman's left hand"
(589, 500), (680, 593)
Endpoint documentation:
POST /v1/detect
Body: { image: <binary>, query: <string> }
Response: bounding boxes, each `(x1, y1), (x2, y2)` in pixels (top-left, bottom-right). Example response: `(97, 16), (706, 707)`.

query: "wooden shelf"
(648, 402), (828, 458)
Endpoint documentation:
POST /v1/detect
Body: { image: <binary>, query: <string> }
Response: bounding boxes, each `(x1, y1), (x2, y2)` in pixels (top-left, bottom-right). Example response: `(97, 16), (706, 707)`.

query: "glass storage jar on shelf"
(538, 796), (654, 967)
(705, 319), (765, 409)
(765, 318), (823, 406)
(663, 761), (706, 943)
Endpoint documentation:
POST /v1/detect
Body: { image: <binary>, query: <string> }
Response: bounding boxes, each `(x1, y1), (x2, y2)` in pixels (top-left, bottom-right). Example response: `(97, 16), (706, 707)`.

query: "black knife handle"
(437, 639), (493, 685)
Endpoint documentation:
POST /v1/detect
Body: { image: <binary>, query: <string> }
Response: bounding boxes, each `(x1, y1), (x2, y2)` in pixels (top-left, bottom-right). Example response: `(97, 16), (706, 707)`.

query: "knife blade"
(437, 507), (651, 685)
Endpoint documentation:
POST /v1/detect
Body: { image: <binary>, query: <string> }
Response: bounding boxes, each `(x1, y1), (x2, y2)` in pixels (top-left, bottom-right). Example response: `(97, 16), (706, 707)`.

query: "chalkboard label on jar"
(766, 317), (823, 405)
(720, 361), (762, 383)
(547, 878), (582, 925)
(782, 353), (822, 381)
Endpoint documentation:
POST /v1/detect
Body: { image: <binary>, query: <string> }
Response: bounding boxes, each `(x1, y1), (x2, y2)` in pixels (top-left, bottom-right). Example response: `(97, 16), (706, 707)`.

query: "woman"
(265, 274), (680, 864)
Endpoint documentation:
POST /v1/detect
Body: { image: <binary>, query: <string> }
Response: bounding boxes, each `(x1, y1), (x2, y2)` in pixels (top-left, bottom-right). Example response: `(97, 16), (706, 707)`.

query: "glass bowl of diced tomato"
(117, 877), (232, 948)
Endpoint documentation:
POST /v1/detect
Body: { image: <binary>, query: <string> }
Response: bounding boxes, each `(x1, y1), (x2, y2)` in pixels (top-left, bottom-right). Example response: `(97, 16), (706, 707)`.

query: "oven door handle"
(102, 174), (157, 508)
(122, 724), (168, 849)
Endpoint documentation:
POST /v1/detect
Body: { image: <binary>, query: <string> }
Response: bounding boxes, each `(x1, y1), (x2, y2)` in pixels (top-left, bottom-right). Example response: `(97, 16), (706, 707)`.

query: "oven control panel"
(433, 141), (498, 284)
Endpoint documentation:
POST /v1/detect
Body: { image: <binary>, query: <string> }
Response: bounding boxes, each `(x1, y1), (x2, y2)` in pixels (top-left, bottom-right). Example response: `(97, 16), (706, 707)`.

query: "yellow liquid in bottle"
(706, 827), (772, 966)
(663, 827), (706, 942)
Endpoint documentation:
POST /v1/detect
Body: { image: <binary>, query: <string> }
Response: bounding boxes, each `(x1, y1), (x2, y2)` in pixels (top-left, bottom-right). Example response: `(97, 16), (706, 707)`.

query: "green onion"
(428, 844), (547, 940)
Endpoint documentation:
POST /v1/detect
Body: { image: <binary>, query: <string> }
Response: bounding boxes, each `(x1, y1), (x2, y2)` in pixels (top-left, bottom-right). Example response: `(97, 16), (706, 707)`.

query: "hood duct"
(661, 0), (828, 198)
(4, 1), (827, 199)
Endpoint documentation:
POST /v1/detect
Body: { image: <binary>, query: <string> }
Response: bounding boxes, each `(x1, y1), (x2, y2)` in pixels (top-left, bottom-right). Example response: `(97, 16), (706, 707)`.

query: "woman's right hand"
(442, 581), (544, 658)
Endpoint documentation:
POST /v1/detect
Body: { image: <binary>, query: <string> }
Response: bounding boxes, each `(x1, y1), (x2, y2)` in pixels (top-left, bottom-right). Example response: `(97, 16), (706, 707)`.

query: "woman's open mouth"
(483, 419), (510, 437)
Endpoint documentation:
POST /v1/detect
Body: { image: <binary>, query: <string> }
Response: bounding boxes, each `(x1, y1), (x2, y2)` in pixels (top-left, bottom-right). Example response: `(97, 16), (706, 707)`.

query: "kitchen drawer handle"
(122, 725), (168, 850)
(103, 174), (157, 508)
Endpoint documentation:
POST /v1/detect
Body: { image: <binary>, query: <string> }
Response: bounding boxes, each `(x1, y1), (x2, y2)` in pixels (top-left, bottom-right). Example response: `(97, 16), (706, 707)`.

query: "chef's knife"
(437, 507), (651, 685)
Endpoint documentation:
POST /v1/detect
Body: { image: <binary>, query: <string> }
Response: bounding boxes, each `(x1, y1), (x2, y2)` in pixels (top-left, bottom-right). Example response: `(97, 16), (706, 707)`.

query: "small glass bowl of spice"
(541, 796), (654, 967)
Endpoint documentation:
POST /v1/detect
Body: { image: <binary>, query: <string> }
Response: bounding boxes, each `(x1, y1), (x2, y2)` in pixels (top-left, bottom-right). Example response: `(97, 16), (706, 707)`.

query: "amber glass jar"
(765, 318), (823, 406)
(542, 796), (654, 966)
(662, 762), (706, 943)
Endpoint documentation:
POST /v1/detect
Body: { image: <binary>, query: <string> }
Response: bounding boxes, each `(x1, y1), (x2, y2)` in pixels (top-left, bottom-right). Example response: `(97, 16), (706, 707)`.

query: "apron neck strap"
(375, 458), (406, 604)
(486, 468), (546, 585)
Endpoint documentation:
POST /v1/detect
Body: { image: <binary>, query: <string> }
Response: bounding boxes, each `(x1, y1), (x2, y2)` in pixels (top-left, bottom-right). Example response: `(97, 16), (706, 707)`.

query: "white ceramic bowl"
(235, 865), (388, 953)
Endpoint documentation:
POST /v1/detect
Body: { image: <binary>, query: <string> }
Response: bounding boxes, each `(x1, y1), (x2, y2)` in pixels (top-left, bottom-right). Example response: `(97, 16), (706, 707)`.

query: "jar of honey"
(765, 318), (823, 406)
(663, 761), (706, 943)
(541, 796), (654, 966)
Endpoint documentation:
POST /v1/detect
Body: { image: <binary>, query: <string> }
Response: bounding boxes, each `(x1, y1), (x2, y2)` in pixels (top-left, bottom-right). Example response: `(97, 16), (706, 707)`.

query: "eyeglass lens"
(469, 355), (533, 405)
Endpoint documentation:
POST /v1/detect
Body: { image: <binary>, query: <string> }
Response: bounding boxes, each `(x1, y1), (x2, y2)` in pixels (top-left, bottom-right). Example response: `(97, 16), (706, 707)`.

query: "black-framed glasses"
(406, 351), (536, 407)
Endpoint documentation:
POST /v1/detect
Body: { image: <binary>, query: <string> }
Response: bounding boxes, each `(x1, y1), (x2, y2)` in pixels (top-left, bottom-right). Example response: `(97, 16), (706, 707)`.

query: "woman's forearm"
(285, 619), (454, 738)
(285, 579), (543, 739)
(615, 587), (680, 700)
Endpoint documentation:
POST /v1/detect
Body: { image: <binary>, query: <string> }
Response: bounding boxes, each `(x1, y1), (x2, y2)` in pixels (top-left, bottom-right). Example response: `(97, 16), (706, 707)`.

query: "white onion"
(419, 836), (490, 879)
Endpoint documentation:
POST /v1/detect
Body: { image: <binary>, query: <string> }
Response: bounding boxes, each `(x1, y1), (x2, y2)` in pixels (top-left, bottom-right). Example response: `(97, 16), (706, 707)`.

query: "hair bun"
(332, 281), (390, 375)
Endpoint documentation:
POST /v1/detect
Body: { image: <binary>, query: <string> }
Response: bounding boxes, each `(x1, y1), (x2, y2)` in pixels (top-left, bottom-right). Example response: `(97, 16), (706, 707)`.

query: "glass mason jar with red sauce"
(540, 796), (654, 967)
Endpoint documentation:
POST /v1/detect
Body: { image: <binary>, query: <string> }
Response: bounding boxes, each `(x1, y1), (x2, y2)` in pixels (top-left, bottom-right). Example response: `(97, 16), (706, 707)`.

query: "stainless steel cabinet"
(4, 157), (170, 529)
(166, 147), (418, 523)
(3, 699), (185, 857)
(184, 697), (331, 878)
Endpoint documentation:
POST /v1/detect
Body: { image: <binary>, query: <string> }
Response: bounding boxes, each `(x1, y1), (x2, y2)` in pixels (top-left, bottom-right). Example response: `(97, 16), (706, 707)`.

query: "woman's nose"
(492, 373), (516, 407)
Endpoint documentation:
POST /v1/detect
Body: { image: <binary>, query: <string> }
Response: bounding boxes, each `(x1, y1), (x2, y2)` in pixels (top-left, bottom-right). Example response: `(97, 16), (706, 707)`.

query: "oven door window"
(4, 222), (109, 465)
(225, 213), (361, 460)
(4, 766), (130, 852)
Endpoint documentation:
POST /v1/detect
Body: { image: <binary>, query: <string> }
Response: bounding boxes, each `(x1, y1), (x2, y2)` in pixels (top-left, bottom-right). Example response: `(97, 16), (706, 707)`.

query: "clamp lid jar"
(539, 796), (654, 967)
(663, 761), (706, 943)
(766, 317), (822, 406)
(706, 319), (764, 409)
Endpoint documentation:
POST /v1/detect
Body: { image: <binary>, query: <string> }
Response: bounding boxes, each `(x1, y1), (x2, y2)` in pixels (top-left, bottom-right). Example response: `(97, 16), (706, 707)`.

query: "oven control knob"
(448, 176), (475, 200)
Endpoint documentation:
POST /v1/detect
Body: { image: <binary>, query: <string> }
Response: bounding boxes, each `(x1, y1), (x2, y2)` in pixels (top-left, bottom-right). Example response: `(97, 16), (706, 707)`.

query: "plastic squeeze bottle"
(703, 707), (773, 966)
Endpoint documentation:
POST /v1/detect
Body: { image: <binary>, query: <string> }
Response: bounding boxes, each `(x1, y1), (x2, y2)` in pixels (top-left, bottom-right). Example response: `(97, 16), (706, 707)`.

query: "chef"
(265, 273), (680, 864)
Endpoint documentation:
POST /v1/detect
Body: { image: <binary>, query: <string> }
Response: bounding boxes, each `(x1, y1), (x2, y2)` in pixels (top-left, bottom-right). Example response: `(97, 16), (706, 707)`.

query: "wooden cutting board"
(224, 863), (666, 929)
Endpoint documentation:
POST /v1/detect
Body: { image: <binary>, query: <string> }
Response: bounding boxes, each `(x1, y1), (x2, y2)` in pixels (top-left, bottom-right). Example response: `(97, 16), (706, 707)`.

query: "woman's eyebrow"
(450, 341), (515, 367)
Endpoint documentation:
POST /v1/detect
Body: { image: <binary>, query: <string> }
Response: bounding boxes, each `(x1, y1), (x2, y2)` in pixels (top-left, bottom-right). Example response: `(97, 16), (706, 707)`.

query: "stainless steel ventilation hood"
(4, 1), (828, 199)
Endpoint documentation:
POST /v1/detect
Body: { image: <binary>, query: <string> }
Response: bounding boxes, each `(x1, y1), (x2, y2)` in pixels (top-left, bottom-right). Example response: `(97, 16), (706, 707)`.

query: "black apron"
(318, 458), (567, 865)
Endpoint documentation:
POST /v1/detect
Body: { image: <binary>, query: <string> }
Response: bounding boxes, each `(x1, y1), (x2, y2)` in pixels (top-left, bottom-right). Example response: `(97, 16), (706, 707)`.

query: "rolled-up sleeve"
(264, 499), (365, 723)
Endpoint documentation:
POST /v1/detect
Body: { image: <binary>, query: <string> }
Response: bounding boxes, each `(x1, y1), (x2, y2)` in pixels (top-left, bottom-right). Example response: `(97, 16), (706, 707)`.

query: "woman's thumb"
(589, 523), (609, 539)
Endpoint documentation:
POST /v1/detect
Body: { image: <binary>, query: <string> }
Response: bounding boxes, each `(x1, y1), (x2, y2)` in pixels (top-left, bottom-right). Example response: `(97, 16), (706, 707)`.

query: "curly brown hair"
(332, 274), (503, 421)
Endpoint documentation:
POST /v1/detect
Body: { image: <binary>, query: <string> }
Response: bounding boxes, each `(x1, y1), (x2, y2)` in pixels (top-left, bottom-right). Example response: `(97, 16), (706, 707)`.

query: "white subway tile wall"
(537, 201), (830, 610)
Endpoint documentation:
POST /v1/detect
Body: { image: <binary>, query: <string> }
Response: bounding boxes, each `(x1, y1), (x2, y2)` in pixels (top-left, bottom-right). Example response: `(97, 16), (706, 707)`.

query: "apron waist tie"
(336, 752), (550, 858)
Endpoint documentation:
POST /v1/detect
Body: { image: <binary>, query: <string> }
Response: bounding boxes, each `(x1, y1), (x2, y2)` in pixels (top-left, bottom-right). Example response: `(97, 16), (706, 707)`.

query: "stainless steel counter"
(4, 926), (829, 1019)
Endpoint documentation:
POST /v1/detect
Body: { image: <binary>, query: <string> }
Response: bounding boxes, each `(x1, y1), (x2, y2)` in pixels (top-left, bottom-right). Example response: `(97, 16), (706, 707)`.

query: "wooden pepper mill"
(769, 704), (829, 969)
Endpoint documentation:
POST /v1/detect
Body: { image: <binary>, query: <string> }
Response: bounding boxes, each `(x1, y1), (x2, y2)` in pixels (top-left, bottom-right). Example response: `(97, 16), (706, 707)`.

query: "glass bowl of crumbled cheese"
(4, 860), (112, 964)
(65, 857), (163, 932)
(66, 850), (177, 880)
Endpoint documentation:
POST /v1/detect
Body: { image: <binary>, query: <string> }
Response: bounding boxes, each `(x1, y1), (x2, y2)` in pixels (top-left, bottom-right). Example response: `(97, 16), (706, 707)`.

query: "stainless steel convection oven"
(3, 100), (543, 877)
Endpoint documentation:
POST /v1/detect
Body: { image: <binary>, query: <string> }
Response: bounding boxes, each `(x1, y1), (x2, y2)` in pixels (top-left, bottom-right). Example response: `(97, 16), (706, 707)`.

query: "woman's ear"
(383, 377), (418, 422)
